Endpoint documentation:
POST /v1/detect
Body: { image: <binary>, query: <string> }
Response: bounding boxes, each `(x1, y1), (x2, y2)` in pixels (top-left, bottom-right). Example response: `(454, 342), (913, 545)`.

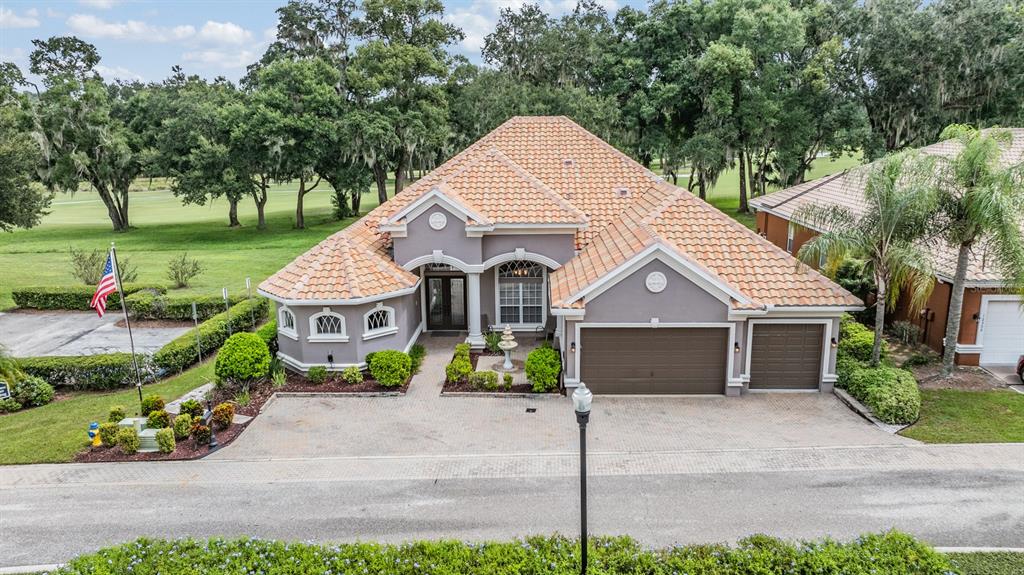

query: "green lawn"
(0, 361), (214, 465)
(0, 186), (382, 310)
(900, 389), (1024, 443)
(948, 552), (1024, 575)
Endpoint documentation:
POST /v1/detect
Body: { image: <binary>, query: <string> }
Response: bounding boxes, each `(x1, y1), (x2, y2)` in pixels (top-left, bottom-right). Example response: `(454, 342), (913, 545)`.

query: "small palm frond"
(885, 240), (935, 313)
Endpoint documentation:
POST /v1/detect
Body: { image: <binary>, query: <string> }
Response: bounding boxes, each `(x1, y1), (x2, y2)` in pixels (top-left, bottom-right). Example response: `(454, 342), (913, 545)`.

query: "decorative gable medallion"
(645, 271), (667, 294)
(429, 212), (448, 230)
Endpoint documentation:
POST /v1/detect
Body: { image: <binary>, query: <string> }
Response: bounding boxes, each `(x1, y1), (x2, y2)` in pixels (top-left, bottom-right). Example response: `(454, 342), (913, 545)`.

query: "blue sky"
(1, 0), (639, 84)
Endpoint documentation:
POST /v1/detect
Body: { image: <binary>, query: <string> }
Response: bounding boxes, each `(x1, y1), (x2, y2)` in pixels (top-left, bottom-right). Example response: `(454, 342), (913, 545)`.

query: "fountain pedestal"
(496, 324), (518, 371)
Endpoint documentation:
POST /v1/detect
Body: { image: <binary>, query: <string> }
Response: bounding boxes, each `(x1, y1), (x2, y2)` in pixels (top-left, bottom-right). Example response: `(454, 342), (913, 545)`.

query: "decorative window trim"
(278, 306), (298, 341)
(363, 303), (398, 341)
(494, 261), (547, 330)
(307, 307), (349, 343)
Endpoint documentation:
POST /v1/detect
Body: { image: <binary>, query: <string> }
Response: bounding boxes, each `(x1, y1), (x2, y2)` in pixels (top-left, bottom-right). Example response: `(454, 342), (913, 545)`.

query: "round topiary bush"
(146, 409), (171, 429)
(215, 332), (271, 384)
(116, 427), (139, 455)
(341, 365), (363, 385)
(445, 357), (472, 383)
(108, 405), (126, 423)
(525, 346), (561, 392)
(191, 424), (211, 445)
(864, 369), (921, 424)
(306, 365), (327, 384)
(155, 428), (176, 454)
(98, 422), (120, 446)
(212, 402), (234, 429)
(369, 350), (411, 388)
(12, 376), (55, 408)
(141, 394), (165, 417)
(173, 413), (193, 440)
(179, 398), (204, 419)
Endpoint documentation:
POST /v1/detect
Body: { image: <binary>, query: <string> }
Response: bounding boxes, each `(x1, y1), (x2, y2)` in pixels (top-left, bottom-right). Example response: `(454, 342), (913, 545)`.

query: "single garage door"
(980, 297), (1024, 365)
(580, 328), (727, 394)
(749, 323), (823, 390)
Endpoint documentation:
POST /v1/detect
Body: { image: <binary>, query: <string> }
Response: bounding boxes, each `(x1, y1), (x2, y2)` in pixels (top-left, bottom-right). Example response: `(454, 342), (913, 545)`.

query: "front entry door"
(427, 276), (467, 330)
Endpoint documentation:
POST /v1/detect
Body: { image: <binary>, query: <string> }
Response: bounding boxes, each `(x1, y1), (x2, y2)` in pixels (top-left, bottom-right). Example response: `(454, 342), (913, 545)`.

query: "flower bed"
(73, 422), (248, 463)
(49, 532), (955, 575)
(441, 350), (558, 394)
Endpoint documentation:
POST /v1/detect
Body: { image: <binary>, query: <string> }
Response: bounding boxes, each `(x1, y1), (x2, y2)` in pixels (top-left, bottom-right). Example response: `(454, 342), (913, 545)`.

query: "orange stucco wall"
(757, 212), (815, 259)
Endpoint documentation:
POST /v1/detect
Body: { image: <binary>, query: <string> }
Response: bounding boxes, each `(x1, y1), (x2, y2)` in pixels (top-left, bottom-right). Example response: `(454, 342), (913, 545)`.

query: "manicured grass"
(948, 551), (1024, 575)
(0, 186), (381, 310)
(899, 389), (1024, 443)
(0, 361), (214, 465)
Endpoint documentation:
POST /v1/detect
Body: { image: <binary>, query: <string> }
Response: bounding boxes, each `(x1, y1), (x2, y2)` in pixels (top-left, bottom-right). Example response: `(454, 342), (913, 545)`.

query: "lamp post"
(572, 382), (593, 575)
(203, 400), (219, 451)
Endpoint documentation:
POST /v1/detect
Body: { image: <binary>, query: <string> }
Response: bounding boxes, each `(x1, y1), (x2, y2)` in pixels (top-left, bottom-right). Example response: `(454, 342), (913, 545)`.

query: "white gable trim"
(401, 251), (485, 274)
(565, 243), (750, 307)
(386, 187), (487, 227)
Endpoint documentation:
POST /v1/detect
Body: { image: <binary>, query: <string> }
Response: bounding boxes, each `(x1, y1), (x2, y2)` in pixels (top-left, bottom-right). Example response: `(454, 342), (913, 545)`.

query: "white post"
(466, 272), (485, 348)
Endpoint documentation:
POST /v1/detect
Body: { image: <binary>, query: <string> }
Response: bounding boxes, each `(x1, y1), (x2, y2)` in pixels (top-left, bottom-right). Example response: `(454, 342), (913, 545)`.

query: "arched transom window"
(278, 306), (298, 339)
(363, 304), (398, 340)
(497, 261), (546, 326)
(308, 308), (348, 342)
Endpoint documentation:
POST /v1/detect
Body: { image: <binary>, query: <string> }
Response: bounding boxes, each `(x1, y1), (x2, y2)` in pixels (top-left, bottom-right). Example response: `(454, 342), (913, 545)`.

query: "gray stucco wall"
(582, 259), (729, 323)
(481, 234), (576, 265)
(275, 288), (422, 371)
(393, 206), (482, 267)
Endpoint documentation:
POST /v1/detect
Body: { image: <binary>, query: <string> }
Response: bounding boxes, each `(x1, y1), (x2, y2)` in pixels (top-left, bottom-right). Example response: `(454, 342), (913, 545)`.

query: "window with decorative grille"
(280, 309), (296, 330)
(497, 261), (545, 325)
(366, 309), (392, 332)
(315, 314), (345, 335)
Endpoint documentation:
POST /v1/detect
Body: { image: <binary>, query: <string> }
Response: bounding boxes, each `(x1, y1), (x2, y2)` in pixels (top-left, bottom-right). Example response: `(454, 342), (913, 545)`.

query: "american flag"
(90, 253), (118, 317)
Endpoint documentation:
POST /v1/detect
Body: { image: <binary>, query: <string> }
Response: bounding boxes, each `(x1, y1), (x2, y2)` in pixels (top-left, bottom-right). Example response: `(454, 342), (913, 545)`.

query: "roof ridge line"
(486, 147), (590, 223)
(762, 170), (848, 210)
(557, 116), (667, 189)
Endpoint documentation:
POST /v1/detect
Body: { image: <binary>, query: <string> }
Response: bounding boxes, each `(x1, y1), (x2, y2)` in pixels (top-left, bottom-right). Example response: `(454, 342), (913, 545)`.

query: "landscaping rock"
(165, 383), (214, 415)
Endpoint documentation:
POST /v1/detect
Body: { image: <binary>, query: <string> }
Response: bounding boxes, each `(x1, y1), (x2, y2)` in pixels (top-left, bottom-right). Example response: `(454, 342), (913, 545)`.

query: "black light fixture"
(972, 313), (980, 321)
(570, 341), (576, 354)
(830, 337), (838, 349)
(733, 342), (741, 353)
(572, 383), (593, 575)
(203, 400), (219, 451)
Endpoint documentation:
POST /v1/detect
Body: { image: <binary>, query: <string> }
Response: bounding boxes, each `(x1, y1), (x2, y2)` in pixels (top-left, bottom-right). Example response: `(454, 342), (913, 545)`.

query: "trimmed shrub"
(503, 373), (513, 390)
(212, 402), (235, 429)
(18, 353), (151, 390)
(12, 376), (55, 407)
(525, 346), (561, 392)
(146, 409), (171, 429)
(0, 398), (22, 413)
(364, 351), (377, 367)
(140, 394), (165, 417)
(369, 350), (411, 388)
(179, 399), (204, 419)
(215, 333), (271, 384)
(124, 292), (246, 322)
(863, 369), (921, 424)
(445, 357), (472, 383)
(116, 427), (139, 455)
(98, 422), (120, 446)
(341, 365), (363, 385)
(454, 343), (471, 361)
(307, 366), (327, 385)
(155, 428), (176, 454)
(256, 320), (278, 355)
(409, 344), (426, 374)
(153, 298), (269, 373)
(12, 283), (165, 311)
(469, 370), (499, 391)
(108, 405), (126, 423)
(52, 531), (955, 574)
(191, 424), (211, 445)
(838, 316), (888, 362)
(835, 355), (865, 390)
(173, 414), (193, 440)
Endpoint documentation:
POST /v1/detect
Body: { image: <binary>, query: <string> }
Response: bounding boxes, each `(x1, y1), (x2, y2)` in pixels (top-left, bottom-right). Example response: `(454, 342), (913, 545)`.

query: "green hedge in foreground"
(124, 291), (246, 321)
(17, 353), (153, 390)
(52, 532), (955, 575)
(153, 298), (268, 373)
(12, 284), (166, 311)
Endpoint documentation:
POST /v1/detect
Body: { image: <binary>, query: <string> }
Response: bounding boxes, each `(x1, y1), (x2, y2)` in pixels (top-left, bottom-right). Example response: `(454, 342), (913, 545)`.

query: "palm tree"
(932, 126), (1024, 377)
(796, 151), (938, 366)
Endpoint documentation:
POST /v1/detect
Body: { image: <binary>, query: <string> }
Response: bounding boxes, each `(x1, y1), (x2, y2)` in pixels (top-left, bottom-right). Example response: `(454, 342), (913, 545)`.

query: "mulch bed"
(115, 318), (192, 329)
(73, 422), (247, 463)
(911, 364), (1007, 390)
(443, 350), (556, 395)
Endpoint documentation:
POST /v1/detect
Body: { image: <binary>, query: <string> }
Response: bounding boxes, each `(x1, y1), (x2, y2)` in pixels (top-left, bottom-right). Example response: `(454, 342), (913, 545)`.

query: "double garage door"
(579, 324), (824, 394)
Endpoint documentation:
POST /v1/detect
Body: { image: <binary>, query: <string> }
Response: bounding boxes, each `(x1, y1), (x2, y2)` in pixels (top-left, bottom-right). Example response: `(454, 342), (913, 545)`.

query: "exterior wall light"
(733, 342), (741, 353)
(570, 341), (576, 354)
(830, 338), (838, 349)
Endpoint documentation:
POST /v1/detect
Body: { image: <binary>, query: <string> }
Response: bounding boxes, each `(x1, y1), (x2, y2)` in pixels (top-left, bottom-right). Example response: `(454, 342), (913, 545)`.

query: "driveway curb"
(833, 388), (910, 434)
(272, 391), (404, 398)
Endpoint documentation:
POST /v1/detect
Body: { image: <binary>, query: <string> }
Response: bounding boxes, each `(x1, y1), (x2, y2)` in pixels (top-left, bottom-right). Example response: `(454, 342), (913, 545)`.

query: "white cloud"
(0, 7), (41, 29)
(66, 14), (196, 42)
(263, 26), (277, 42)
(78, 0), (120, 9)
(182, 49), (257, 70)
(197, 21), (253, 45)
(46, 8), (65, 18)
(95, 64), (144, 82)
(445, 10), (493, 53)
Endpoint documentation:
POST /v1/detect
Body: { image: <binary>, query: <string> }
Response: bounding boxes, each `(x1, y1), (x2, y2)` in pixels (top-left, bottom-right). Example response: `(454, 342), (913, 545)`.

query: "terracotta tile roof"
(264, 116), (862, 306)
(550, 183), (863, 309)
(749, 128), (1024, 284)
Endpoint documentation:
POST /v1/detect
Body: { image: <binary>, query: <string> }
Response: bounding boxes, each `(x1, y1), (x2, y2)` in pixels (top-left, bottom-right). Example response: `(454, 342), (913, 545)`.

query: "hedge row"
(18, 353), (154, 390)
(12, 284), (167, 311)
(836, 315), (920, 425)
(52, 532), (955, 575)
(153, 298), (268, 373)
(124, 291), (246, 321)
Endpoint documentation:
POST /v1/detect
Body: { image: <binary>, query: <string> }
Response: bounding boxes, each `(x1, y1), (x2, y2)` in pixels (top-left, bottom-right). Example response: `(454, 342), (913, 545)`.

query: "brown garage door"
(749, 323), (823, 390)
(580, 328), (727, 394)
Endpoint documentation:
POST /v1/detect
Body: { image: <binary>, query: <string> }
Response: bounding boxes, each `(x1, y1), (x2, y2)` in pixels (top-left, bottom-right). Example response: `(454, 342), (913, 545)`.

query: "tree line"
(1, 0), (1022, 233)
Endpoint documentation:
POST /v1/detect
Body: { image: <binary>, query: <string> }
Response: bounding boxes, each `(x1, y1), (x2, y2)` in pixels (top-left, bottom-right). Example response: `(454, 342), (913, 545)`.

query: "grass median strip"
(900, 389), (1024, 443)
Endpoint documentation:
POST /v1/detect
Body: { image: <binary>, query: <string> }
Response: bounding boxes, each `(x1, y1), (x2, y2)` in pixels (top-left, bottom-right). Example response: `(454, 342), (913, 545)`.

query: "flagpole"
(111, 243), (145, 411)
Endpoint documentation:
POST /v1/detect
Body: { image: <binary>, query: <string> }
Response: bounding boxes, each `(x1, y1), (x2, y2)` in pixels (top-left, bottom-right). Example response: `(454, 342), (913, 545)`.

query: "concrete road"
(0, 310), (189, 356)
(2, 447), (1022, 568)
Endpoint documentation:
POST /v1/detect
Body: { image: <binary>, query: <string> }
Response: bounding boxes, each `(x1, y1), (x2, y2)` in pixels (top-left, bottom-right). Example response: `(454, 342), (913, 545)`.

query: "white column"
(466, 272), (485, 348)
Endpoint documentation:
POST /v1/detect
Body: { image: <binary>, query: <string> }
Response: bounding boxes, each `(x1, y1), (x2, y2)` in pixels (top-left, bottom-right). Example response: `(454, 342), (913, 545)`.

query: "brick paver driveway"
(212, 335), (909, 461)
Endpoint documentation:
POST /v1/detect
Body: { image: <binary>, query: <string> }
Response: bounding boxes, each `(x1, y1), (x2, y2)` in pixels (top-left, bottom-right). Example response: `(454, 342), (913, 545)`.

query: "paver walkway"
(211, 334), (910, 461)
(0, 310), (189, 356)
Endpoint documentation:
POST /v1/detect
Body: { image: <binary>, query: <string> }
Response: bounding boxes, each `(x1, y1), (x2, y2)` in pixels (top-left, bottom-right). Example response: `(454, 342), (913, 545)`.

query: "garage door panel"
(580, 328), (727, 394)
(981, 299), (1024, 365)
(750, 324), (823, 390)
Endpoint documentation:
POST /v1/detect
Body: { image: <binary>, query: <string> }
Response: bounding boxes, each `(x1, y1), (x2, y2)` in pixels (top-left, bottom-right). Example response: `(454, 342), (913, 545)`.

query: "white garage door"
(980, 297), (1024, 365)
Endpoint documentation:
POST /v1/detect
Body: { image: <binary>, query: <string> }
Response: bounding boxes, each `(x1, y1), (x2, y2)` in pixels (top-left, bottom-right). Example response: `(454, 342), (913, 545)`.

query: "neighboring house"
(749, 129), (1024, 367)
(260, 116), (862, 395)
